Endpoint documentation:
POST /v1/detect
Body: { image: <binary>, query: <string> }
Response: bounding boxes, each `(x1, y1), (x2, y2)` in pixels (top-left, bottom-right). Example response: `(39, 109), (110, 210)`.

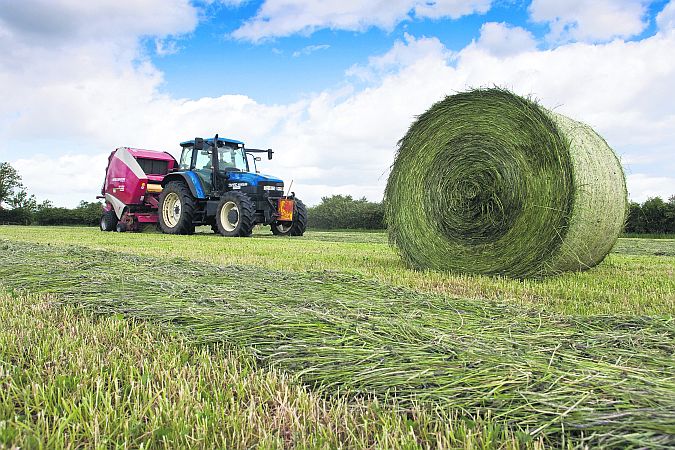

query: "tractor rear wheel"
(100, 210), (118, 232)
(271, 198), (307, 236)
(215, 191), (255, 237)
(158, 181), (196, 235)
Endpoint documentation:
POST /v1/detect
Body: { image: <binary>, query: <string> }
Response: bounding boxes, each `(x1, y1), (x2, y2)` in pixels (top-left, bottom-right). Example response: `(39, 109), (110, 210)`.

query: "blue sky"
(150, 2), (528, 104)
(1, 0), (674, 207)
(149, 0), (669, 103)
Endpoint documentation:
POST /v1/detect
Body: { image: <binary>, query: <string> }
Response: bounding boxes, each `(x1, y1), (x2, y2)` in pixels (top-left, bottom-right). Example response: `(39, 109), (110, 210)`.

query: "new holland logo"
(228, 182), (248, 190)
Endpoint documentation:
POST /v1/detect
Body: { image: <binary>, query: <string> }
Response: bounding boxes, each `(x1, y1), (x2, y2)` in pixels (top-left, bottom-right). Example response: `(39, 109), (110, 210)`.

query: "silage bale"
(384, 88), (627, 278)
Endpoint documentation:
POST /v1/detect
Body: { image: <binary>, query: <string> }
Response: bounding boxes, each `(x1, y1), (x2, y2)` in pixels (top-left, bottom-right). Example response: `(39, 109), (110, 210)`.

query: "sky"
(0, 0), (674, 207)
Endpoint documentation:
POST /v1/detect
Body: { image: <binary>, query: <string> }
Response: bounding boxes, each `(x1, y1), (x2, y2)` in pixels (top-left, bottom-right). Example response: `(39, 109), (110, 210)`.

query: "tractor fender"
(161, 172), (206, 199)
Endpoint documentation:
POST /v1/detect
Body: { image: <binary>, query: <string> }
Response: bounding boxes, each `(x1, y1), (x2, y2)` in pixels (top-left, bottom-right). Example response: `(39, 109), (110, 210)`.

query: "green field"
(0, 226), (674, 449)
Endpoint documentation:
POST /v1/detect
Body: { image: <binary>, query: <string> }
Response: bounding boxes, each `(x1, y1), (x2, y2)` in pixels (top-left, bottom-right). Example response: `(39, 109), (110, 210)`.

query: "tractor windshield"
(217, 145), (248, 172)
(179, 144), (249, 173)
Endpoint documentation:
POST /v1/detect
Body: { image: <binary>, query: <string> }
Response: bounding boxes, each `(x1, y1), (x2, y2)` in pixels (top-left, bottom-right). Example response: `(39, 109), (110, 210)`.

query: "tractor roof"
(180, 137), (244, 147)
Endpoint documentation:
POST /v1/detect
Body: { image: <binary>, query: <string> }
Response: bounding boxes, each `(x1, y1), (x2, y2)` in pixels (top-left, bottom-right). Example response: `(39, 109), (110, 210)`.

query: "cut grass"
(622, 233), (675, 239)
(1, 291), (529, 449)
(613, 237), (675, 256)
(1, 240), (673, 448)
(0, 226), (672, 316)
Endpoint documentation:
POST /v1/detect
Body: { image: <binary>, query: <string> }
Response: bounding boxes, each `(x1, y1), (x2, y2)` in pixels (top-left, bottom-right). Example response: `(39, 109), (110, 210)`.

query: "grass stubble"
(0, 236), (673, 448)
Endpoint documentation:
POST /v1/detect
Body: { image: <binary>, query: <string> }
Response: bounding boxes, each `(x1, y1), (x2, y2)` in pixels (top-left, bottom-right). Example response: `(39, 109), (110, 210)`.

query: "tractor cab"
(177, 137), (275, 197)
(179, 138), (247, 195)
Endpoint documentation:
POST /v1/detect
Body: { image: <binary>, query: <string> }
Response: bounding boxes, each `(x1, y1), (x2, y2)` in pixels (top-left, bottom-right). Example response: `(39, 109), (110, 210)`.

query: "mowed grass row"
(1, 291), (526, 449)
(1, 226), (673, 316)
(1, 240), (673, 448)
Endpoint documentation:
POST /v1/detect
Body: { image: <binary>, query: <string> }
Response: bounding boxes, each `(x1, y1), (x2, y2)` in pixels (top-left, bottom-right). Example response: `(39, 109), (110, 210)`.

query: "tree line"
(0, 162), (101, 226)
(307, 195), (385, 230)
(2, 162), (674, 233)
(625, 196), (675, 234)
(307, 195), (675, 234)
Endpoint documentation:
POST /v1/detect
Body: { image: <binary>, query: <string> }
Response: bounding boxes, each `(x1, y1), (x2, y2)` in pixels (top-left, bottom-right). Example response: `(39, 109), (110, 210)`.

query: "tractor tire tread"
(158, 181), (196, 235)
(216, 191), (255, 237)
(290, 199), (308, 236)
(271, 198), (307, 236)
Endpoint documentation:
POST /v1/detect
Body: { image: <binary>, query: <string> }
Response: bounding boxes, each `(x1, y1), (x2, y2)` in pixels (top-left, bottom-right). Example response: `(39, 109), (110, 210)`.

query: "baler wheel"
(158, 181), (196, 235)
(215, 192), (255, 237)
(100, 210), (118, 232)
(272, 198), (308, 236)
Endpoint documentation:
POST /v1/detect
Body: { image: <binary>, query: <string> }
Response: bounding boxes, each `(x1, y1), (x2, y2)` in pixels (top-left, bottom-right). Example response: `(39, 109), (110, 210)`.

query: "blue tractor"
(158, 134), (307, 237)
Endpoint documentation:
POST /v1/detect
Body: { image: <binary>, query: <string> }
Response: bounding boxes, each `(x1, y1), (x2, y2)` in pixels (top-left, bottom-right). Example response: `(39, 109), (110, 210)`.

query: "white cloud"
(529, 0), (649, 43)
(13, 154), (110, 206)
(627, 174), (675, 202)
(1, 2), (674, 208)
(0, 0), (197, 45)
(657, 0), (675, 31)
(412, 0), (492, 19)
(216, 0), (249, 6)
(155, 38), (182, 56)
(346, 33), (451, 81)
(231, 0), (493, 42)
(292, 44), (330, 57)
(473, 22), (537, 56)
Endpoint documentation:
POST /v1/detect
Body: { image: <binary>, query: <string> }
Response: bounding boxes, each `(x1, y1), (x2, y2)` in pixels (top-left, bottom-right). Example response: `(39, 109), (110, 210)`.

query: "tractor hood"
(227, 171), (283, 187)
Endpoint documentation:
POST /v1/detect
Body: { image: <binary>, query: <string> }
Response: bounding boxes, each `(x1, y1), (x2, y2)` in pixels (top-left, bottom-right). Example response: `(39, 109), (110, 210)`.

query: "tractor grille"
(258, 182), (284, 198)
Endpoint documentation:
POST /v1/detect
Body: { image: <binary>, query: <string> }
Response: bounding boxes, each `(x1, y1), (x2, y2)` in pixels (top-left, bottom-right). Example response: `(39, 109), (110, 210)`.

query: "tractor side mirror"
(194, 137), (204, 150)
(267, 149), (274, 160)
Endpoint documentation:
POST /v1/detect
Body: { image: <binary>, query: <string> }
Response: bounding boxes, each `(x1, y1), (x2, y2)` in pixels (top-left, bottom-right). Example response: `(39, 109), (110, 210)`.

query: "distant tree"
(33, 200), (102, 226)
(0, 162), (38, 224)
(641, 197), (669, 233)
(308, 195), (384, 230)
(0, 162), (25, 209)
(7, 189), (37, 211)
(624, 201), (645, 233)
(667, 196), (675, 233)
(36, 199), (54, 211)
(75, 201), (104, 226)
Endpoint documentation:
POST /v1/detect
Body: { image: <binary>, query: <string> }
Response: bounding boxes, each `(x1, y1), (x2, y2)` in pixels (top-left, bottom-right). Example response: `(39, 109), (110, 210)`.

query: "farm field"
(0, 225), (674, 448)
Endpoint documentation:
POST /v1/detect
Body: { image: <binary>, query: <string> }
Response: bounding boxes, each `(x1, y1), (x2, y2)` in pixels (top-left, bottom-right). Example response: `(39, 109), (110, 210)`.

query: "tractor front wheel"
(158, 181), (196, 235)
(215, 192), (255, 237)
(271, 198), (307, 236)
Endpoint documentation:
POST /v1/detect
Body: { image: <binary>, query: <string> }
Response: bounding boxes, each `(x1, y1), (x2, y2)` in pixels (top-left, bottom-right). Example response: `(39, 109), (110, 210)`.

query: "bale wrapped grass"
(385, 89), (627, 278)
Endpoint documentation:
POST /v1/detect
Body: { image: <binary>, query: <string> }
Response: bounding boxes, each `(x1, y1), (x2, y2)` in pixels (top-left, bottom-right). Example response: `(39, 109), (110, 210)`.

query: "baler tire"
(158, 181), (196, 235)
(271, 198), (307, 236)
(100, 210), (118, 232)
(215, 192), (255, 237)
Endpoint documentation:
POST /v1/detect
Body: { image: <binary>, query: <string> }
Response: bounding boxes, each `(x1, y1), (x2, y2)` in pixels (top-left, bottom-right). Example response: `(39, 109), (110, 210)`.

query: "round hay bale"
(384, 89), (627, 278)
